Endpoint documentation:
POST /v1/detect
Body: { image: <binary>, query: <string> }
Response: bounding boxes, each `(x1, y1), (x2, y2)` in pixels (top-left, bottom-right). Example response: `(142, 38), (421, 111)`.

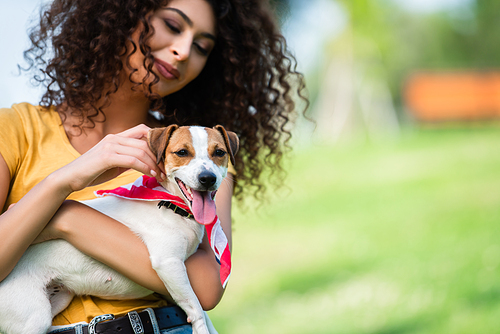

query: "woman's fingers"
(107, 125), (161, 172)
(104, 138), (160, 172)
(60, 124), (165, 191)
(116, 124), (151, 140)
(104, 135), (158, 167)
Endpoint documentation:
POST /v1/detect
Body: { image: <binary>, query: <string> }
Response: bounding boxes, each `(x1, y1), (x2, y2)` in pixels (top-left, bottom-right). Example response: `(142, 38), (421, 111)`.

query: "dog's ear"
(214, 125), (239, 166)
(147, 125), (179, 164)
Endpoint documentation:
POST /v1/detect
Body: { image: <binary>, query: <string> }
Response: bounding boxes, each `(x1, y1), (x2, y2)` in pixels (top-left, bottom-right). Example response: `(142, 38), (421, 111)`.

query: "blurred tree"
(313, 0), (403, 141)
(385, 0), (500, 114)
(313, 0), (500, 134)
(414, 0), (500, 69)
(472, 0), (500, 66)
(283, 0), (500, 142)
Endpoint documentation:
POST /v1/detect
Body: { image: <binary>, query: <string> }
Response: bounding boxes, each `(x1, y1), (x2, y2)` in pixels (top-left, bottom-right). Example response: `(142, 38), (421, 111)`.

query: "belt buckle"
(88, 313), (115, 334)
(128, 311), (145, 334)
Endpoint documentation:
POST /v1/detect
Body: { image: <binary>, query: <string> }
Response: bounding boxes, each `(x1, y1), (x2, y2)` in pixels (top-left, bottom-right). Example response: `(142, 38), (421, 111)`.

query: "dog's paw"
(47, 282), (74, 316)
(47, 283), (64, 299)
(190, 318), (210, 334)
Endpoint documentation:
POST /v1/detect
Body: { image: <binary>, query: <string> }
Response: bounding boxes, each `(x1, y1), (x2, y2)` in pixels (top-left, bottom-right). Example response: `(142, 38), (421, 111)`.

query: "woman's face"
(127, 0), (217, 97)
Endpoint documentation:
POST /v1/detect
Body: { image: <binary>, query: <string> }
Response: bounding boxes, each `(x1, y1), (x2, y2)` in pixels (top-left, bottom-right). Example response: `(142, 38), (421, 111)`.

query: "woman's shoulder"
(1, 102), (60, 132)
(1, 102), (55, 119)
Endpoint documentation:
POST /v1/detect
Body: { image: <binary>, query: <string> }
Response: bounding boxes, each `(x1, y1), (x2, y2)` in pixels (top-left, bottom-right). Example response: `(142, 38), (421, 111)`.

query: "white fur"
(191, 126), (210, 159)
(0, 127), (229, 334)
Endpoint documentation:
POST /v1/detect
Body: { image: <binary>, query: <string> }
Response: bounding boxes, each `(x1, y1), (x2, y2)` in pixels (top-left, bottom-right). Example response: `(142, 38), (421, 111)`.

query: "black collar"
(158, 201), (194, 219)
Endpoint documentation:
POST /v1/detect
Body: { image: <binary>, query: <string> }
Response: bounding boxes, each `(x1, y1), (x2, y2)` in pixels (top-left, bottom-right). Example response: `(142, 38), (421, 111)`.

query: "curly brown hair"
(23, 0), (308, 203)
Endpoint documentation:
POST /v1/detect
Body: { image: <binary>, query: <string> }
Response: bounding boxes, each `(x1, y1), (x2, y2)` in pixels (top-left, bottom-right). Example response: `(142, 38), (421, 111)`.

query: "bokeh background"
(2, 0), (500, 333)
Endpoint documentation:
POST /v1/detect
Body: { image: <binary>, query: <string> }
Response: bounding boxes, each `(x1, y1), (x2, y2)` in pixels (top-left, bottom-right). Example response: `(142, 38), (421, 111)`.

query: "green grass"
(208, 127), (500, 334)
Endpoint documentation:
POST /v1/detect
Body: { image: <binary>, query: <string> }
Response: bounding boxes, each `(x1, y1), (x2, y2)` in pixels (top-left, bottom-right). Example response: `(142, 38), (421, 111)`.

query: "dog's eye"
(174, 149), (189, 157)
(214, 149), (226, 157)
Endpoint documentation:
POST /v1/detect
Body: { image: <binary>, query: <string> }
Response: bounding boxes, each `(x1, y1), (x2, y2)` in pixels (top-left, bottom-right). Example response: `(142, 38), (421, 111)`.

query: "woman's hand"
(56, 124), (164, 193)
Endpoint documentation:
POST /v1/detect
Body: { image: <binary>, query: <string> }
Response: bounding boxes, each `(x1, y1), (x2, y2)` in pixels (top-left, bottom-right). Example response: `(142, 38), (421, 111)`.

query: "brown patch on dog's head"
(213, 125), (239, 166)
(162, 127), (196, 171)
(147, 125), (178, 164)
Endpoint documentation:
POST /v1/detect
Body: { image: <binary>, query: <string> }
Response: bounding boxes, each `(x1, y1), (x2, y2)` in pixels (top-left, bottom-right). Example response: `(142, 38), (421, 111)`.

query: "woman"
(0, 0), (307, 332)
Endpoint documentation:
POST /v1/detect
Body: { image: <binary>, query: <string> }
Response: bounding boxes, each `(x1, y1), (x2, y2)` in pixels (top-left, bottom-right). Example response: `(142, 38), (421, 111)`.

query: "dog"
(0, 125), (239, 334)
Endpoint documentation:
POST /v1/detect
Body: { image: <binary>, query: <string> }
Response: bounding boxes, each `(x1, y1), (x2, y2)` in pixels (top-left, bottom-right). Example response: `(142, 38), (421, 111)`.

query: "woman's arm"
(0, 154), (71, 281)
(190, 173), (234, 309)
(0, 125), (163, 282)
(38, 174), (235, 310)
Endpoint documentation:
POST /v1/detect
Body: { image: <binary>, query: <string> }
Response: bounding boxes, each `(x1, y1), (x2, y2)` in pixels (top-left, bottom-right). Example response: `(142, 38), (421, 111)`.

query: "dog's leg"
(150, 256), (209, 334)
(0, 274), (53, 334)
(203, 311), (219, 334)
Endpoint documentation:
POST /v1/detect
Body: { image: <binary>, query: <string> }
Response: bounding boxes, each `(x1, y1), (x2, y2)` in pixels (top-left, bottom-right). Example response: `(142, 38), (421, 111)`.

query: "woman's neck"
(97, 87), (154, 132)
(62, 83), (159, 154)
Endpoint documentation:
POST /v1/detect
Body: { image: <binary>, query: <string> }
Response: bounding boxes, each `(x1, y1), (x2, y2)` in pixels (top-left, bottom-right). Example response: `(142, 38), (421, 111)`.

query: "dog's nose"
(199, 171), (217, 188)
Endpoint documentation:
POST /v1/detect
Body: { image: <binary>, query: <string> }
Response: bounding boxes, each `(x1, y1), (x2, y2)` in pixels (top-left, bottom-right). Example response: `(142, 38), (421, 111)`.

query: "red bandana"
(95, 175), (231, 288)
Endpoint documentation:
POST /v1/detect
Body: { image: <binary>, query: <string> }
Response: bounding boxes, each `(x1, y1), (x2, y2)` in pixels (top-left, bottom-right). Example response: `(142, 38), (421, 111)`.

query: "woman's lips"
(154, 58), (180, 80)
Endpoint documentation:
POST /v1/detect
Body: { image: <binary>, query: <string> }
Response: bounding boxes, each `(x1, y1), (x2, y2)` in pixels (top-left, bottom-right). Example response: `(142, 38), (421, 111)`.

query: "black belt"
(49, 306), (189, 334)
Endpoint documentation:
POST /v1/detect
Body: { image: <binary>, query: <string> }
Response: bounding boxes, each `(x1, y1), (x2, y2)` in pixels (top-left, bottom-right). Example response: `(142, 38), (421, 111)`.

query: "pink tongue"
(191, 190), (216, 225)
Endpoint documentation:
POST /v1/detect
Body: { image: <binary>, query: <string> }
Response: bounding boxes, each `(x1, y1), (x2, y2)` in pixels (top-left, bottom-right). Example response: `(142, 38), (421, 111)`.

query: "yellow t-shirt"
(0, 103), (169, 324)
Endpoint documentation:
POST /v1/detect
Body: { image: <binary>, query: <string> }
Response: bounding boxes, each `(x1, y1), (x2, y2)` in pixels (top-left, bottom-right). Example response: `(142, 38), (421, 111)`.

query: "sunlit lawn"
(208, 126), (500, 334)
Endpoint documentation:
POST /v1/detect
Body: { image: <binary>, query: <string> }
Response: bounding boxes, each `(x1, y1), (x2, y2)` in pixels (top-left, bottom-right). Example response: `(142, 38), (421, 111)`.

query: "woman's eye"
(214, 149), (226, 157)
(194, 44), (209, 56)
(165, 20), (180, 33)
(175, 149), (188, 157)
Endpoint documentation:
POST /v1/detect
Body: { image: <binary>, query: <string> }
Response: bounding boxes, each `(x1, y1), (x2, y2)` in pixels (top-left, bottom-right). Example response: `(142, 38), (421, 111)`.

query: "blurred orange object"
(404, 71), (500, 121)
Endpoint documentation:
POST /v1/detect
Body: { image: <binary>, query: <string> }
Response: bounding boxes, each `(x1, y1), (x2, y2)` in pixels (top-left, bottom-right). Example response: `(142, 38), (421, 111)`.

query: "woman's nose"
(171, 38), (191, 62)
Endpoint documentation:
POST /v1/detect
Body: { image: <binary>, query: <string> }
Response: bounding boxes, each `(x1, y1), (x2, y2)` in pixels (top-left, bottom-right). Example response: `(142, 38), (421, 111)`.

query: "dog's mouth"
(176, 178), (217, 225)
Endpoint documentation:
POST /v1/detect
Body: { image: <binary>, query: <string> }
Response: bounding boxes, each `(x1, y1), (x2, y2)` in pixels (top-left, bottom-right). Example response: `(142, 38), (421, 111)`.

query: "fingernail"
(161, 173), (166, 180)
(150, 170), (157, 177)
